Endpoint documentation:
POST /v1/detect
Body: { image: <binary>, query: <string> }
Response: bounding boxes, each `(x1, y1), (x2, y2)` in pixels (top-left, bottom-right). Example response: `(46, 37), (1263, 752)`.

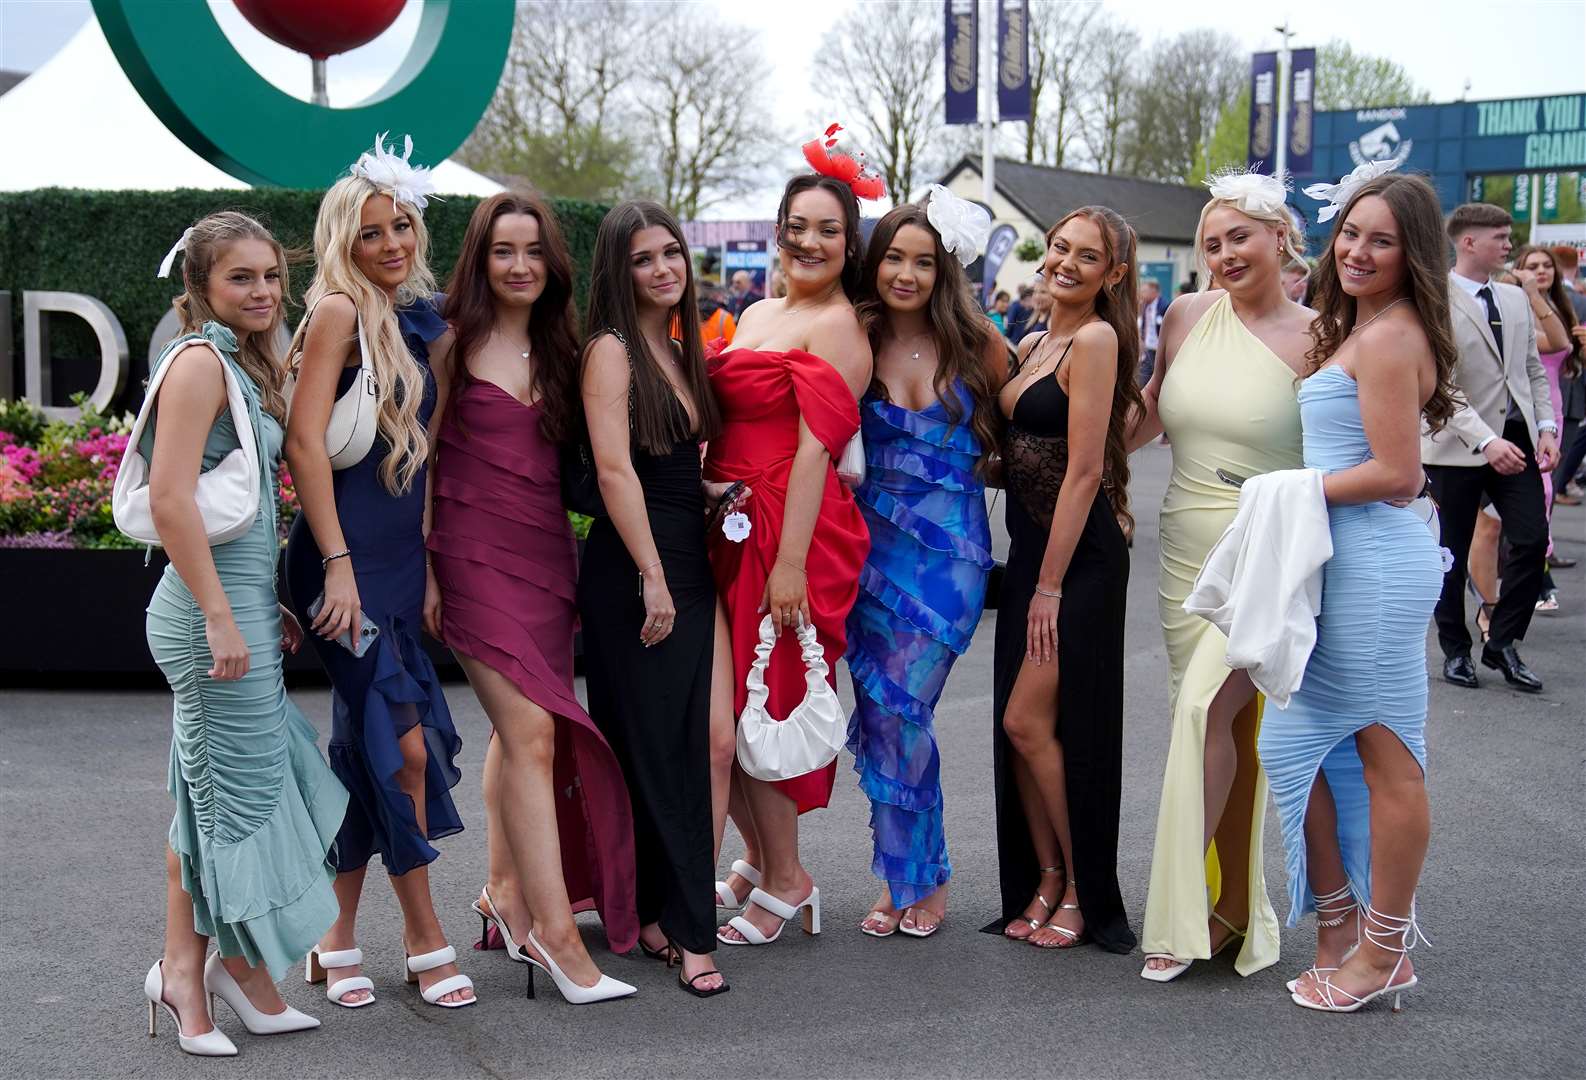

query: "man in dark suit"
(726, 270), (763, 318)
(1137, 278), (1168, 384)
(1427, 204), (1559, 692)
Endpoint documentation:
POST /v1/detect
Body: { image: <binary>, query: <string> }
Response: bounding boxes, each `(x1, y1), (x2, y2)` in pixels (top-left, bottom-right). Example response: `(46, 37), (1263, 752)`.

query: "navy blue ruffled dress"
(285, 296), (463, 876)
(845, 381), (993, 908)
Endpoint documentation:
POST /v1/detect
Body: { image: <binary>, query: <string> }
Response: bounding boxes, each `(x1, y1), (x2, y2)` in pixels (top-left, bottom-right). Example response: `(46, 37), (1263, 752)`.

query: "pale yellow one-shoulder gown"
(1140, 293), (1302, 975)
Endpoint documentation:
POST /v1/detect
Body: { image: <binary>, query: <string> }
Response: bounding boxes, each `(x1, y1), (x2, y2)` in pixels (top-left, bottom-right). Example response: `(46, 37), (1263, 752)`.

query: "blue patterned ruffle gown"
(845, 381), (994, 908)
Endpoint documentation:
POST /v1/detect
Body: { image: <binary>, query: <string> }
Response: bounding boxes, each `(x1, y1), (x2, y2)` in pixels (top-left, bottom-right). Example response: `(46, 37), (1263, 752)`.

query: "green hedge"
(0, 188), (607, 410)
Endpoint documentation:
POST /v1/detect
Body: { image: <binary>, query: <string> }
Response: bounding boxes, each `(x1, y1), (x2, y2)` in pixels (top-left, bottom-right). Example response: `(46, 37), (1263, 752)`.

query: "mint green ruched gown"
(142, 323), (348, 979)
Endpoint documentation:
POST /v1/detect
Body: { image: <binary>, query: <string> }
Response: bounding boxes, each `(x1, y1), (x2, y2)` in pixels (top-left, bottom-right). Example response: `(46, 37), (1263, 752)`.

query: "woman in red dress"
(709, 169), (875, 946)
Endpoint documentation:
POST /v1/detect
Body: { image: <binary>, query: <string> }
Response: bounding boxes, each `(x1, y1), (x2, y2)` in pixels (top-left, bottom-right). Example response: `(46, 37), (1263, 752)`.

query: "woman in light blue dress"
(1258, 173), (1460, 1014)
(140, 213), (347, 1057)
(846, 196), (1002, 937)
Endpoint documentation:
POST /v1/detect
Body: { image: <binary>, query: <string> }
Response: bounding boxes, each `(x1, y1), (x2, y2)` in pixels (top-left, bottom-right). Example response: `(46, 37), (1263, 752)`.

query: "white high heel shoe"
(1291, 902), (1427, 1013)
(521, 928), (636, 1004)
(403, 945), (476, 1008)
(203, 952), (319, 1035)
(471, 885), (527, 962)
(715, 859), (761, 908)
(144, 960), (237, 1057)
(305, 946), (375, 1008)
(718, 885), (821, 946)
(1286, 882), (1361, 994)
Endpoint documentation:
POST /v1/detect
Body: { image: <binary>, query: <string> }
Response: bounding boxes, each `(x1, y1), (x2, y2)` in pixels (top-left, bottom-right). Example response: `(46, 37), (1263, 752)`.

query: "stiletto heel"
(204, 953), (319, 1034)
(143, 960), (238, 1057)
(521, 928), (636, 1004)
(471, 886), (527, 963)
(525, 963), (535, 1000)
(477, 912), (490, 951)
(1291, 901), (1427, 1013)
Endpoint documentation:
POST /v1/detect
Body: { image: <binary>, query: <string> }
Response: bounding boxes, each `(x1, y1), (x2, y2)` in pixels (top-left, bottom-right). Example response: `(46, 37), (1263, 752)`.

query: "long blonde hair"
(174, 211), (291, 422)
(291, 175), (436, 494)
(1192, 197), (1307, 290)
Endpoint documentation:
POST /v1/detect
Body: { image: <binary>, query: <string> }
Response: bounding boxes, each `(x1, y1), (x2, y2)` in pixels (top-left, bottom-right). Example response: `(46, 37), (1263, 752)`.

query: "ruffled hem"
(862, 485), (992, 572)
(864, 390), (982, 457)
(327, 614), (463, 875)
(855, 561), (981, 657)
(170, 703), (348, 981)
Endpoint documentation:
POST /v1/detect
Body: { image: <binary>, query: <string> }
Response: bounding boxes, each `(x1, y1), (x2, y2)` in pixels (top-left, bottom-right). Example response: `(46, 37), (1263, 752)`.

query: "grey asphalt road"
(2, 444), (1581, 1080)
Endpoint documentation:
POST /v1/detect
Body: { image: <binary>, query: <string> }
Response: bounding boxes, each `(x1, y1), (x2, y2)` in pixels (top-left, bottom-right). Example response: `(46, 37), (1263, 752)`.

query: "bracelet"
(1034, 585), (1063, 599)
(776, 557), (807, 577)
(1535, 307), (1557, 321)
(638, 559), (662, 578)
(321, 549), (351, 569)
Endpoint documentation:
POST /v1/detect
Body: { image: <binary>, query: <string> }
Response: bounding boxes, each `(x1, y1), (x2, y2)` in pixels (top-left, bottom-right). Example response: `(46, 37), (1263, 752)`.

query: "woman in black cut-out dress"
(984, 334), (1135, 953)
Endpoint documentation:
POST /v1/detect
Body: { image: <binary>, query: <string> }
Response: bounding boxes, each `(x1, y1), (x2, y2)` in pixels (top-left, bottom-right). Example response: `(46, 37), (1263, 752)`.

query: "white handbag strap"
(299, 292), (373, 378)
(742, 615), (830, 714)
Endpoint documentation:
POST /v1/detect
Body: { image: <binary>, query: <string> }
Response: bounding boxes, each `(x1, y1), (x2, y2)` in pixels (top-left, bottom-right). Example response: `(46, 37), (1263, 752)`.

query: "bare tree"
(1126, 29), (1245, 182)
(1080, 16), (1140, 174)
(637, 11), (781, 218)
(815, 3), (943, 202)
(1024, 1), (1096, 166)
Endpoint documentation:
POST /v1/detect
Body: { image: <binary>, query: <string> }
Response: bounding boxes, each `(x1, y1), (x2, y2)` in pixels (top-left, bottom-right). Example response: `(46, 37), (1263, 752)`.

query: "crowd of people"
(126, 131), (1576, 1058)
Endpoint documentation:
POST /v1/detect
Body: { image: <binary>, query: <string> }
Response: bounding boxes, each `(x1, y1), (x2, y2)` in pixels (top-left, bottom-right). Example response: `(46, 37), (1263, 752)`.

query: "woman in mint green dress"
(140, 213), (347, 1058)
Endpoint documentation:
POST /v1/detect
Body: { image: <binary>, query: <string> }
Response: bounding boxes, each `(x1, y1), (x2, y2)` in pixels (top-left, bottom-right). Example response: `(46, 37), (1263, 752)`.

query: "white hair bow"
(1205, 167), (1291, 216)
(1303, 160), (1401, 222)
(157, 226), (195, 279)
(925, 184), (993, 267)
(350, 132), (438, 213)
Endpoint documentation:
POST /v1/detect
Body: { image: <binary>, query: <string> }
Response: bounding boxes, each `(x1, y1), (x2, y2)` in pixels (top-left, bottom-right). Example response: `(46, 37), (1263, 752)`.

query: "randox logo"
(91, 0), (514, 188)
(1349, 121), (1415, 170)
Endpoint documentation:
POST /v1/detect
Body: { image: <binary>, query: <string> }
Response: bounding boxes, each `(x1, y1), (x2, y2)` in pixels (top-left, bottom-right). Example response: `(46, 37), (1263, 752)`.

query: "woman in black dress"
(987, 206), (1142, 954)
(576, 201), (728, 996)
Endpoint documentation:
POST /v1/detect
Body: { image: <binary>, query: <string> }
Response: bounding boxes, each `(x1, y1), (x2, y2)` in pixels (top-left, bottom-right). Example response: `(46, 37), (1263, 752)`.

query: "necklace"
(897, 331), (933, 363)
(1352, 296), (1409, 334)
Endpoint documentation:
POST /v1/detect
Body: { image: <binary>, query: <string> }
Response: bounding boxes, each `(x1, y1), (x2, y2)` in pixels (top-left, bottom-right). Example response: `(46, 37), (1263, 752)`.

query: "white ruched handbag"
(113, 336), (261, 546)
(735, 614), (846, 781)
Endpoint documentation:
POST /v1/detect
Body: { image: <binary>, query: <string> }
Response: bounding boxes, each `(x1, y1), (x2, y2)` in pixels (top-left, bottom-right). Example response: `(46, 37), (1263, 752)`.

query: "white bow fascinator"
(157, 226), (195, 278)
(350, 132), (438, 213)
(1303, 159), (1401, 222)
(1205, 167), (1292, 216)
(925, 184), (993, 267)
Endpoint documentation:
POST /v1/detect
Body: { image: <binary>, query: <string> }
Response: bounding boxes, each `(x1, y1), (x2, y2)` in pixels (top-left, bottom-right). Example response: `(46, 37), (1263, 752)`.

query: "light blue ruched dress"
(1257, 365), (1443, 922)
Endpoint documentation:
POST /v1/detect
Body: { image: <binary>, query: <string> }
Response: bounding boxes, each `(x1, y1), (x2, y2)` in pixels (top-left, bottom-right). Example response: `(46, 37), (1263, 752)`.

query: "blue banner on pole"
(1248, 51), (1278, 170)
(945, 0), (978, 126)
(1287, 47), (1316, 175)
(983, 223), (1017, 296)
(997, 1), (1030, 122)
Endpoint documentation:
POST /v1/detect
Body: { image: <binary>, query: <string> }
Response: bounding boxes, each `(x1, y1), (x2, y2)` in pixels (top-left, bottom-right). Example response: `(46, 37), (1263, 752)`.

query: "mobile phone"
(306, 593), (381, 658)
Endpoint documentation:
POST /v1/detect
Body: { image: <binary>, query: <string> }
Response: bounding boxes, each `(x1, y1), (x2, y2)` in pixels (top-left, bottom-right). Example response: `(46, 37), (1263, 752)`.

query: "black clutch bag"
(559, 438), (607, 517)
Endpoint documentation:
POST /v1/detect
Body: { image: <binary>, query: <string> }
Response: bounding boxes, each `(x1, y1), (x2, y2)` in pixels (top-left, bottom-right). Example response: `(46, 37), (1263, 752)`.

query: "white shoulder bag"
(113, 336), (261, 546)
(287, 298), (379, 470)
(735, 614), (846, 781)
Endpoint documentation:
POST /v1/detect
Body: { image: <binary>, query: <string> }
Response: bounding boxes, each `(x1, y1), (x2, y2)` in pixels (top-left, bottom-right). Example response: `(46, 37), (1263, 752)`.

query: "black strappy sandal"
(668, 944), (730, 998)
(637, 937), (670, 962)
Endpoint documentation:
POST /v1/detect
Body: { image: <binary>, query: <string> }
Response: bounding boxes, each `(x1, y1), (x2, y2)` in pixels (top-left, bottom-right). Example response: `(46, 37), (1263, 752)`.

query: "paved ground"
(2, 444), (1582, 1079)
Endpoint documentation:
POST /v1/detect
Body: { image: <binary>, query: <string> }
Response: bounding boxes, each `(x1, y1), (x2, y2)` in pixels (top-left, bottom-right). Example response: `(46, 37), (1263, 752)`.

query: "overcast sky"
(4, 0), (1583, 215)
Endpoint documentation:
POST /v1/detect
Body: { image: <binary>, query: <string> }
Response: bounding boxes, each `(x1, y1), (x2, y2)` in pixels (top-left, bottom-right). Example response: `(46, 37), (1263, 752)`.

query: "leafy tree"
(1126, 30), (1245, 182)
(1313, 40), (1432, 111)
(1191, 86), (1253, 184)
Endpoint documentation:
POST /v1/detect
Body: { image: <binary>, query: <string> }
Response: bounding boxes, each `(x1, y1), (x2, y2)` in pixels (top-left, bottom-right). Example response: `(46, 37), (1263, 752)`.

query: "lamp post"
(1274, 21), (1294, 177)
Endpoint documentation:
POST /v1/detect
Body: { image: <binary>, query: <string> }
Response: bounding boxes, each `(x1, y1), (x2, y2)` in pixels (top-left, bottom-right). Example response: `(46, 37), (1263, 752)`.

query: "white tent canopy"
(0, 19), (502, 195)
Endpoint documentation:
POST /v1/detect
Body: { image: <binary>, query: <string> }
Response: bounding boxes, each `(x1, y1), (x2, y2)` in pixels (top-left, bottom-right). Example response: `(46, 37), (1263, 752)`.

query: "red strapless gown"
(703, 344), (869, 813)
(427, 375), (638, 952)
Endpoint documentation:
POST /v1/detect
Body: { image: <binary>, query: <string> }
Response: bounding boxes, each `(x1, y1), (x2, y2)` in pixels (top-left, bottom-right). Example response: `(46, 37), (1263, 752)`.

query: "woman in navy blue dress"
(284, 150), (471, 1009)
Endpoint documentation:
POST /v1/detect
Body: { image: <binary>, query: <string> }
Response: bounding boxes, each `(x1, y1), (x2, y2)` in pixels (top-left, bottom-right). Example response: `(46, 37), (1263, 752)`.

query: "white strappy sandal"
(1286, 882), (1361, 993)
(403, 944), (476, 1008)
(306, 946), (375, 1008)
(1291, 902), (1427, 1013)
(714, 859), (762, 908)
(1140, 911), (1245, 981)
(718, 886), (821, 946)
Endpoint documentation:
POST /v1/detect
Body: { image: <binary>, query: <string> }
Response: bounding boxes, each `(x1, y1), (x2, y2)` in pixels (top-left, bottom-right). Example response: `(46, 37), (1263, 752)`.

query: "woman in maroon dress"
(426, 191), (638, 1003)
(710, 163), (875, 947)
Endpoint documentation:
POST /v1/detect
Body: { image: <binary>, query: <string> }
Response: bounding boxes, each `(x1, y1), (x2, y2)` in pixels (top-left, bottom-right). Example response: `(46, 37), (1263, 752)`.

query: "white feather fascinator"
(925, 184), (993, 267)
(350, 132), (438, 213)
(1205, 166), (1292, 216)
(1303, 159), (1401, 222)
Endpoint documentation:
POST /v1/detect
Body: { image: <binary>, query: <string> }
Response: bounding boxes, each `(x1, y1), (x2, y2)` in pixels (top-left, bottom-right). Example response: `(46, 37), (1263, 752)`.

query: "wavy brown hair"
(442, 190), (582, 443)
(583, 200), (721, 452)
(775, 174), (865, 301)
(855, 200), (1002, 476)
(1047, 205), (1144, 527)
(173, 210), (291, 422)
(1513, 243), (1581, 377)
(1305, 174), (1459, 432)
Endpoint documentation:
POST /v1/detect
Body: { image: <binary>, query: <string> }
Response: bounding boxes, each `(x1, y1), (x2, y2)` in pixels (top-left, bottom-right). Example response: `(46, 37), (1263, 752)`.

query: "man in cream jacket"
(1425, 203), (1559, 693)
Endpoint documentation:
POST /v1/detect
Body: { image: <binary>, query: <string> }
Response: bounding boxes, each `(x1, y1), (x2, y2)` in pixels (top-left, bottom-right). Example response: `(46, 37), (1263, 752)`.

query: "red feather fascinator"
(801, 123), (886, 201)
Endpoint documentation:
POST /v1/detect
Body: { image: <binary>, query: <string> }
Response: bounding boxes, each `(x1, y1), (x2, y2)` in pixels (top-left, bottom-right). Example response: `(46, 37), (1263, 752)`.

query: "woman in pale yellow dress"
(1128, 174), (1313, 982)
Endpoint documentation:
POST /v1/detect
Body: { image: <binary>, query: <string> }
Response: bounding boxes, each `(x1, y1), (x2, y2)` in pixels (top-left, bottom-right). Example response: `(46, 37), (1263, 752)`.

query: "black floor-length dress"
(576, 402), (716, 955)
(983, 341), (1135, 953)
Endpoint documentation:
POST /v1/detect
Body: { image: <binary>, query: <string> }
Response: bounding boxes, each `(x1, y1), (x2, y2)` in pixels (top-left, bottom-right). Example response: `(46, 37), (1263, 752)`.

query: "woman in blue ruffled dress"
(846, 192), (1003, 937)
(284, 143), (472, 1009)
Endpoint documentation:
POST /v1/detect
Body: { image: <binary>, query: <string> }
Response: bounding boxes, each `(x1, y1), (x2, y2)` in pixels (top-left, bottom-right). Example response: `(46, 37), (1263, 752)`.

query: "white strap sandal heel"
(404, 945), (476, 1008)
(718, 885), (820, 946)
(306, 946), (375, 1009)
(715, 859), (761, 908)
(1287, 882), (1361, 993)
(1291, 902), (1428, 1013)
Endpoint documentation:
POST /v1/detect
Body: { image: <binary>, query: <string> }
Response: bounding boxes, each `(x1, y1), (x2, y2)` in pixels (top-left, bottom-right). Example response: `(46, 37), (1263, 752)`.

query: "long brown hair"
(776, 175), (865, 301)
(856, 200), (1002, 476)
(1513, 243), (1582, 377)
(1047, 205), (1144, 527)
(173, 210), (291, 423)
(442, 190), (582, 442)
(583, 201), (721, 452)
(1306, 174), (1459, 432)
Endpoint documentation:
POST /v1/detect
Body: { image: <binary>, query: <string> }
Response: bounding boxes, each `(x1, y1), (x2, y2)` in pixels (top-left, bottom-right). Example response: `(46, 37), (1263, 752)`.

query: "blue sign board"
(1294, 93), (1586, 243)
(944, 0), (978, 125)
